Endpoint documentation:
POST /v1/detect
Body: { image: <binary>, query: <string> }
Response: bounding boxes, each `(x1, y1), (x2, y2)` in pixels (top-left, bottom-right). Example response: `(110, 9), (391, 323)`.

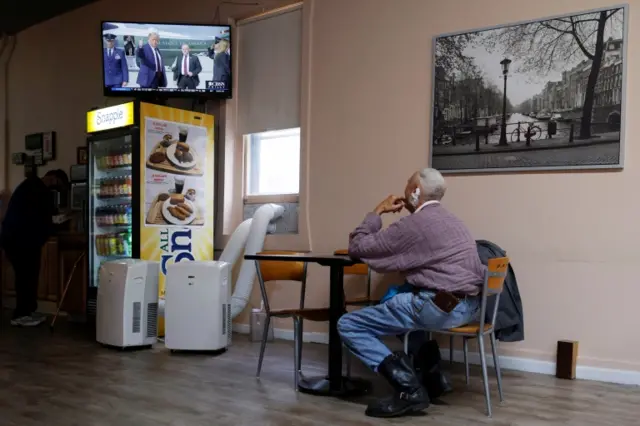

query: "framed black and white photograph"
(430, 5), (627, 173)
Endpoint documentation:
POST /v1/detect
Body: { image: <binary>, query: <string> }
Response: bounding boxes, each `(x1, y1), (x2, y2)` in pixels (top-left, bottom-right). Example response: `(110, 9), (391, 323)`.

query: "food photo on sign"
(143, 117), (207, 228)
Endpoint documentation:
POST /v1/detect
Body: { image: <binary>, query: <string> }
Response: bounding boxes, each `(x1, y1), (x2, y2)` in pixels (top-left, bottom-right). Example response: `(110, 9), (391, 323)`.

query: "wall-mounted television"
(101, 21), (232, 99)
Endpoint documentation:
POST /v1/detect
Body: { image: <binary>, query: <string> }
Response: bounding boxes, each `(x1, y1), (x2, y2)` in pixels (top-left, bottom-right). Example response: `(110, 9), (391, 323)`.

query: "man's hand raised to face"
(374, 195), (405, 215)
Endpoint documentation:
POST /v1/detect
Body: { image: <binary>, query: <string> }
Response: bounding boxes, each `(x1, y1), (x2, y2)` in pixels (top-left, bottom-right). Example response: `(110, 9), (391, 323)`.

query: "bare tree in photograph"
(435, 34), (476, 75)
(482, 8), (623, 139)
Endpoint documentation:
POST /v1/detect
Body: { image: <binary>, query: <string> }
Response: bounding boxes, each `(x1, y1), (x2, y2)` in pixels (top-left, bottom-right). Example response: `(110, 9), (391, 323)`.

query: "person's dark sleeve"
(33, 183), (54, 245)
(23, 180), (53, 244)
(137, 46), (155, 69)
(121, 50), (129, 82)
(193, 57), (202, 76)
(222, 54), (230, 77)
(2, 179), (52, 247)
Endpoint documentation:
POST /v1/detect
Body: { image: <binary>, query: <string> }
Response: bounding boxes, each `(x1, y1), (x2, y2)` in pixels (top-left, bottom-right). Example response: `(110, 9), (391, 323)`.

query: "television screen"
(101, 21), (232, 98)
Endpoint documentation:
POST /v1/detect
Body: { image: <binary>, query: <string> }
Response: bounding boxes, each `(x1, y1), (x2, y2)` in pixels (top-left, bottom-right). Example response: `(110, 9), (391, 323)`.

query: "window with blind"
(237, 4), (302, 234)
(238, 4), (302, 203)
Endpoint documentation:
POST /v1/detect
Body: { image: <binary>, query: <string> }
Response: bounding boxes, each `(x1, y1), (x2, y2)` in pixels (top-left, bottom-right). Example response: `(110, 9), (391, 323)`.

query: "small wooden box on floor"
(556, 340), (579, 380)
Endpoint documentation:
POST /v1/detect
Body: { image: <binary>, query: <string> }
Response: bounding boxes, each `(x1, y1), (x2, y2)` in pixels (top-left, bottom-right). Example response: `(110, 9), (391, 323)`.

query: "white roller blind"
(237, 5), (302, 135)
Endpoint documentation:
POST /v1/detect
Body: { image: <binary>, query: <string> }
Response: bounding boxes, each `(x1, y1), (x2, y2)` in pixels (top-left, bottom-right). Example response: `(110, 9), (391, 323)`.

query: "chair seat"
(447, 323), (492, 333)
(345, 297), (380, 306)
(270, 308), (332, 322)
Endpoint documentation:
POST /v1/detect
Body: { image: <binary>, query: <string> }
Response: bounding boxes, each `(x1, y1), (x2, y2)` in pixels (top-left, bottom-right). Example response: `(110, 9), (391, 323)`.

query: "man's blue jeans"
(338, 290), (480, 371)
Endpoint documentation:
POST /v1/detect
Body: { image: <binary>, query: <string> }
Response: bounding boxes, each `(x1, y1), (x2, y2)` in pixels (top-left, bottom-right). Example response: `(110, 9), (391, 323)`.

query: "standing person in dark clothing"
(207, 33), (231, 91)
(1, 170), (67, 326)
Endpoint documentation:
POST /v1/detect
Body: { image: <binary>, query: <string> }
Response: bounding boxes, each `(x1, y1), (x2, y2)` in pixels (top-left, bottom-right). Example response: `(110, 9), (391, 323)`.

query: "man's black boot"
(414, 340), (453, 400)
(365, 352), (430, 418)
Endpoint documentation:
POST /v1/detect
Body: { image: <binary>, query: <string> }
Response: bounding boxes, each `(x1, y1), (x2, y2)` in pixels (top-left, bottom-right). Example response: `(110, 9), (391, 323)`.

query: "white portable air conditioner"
(164, 261), (231, 352)
(96, 259), (160, 349)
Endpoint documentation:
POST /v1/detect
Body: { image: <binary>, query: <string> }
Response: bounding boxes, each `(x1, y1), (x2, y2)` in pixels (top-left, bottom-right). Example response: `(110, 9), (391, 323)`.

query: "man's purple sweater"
(348, 203), (485, 294)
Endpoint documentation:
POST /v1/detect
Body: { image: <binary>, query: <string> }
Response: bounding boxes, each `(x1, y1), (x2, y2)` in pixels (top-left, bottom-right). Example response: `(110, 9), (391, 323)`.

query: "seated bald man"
(338, 168), (485, 418)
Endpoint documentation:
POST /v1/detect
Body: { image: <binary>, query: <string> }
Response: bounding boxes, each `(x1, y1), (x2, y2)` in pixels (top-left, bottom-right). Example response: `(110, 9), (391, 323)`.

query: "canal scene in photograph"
(431, 6), (625, 172)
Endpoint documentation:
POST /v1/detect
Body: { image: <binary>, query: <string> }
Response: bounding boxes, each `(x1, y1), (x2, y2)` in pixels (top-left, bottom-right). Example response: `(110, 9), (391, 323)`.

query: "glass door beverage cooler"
(86, 110), (140, 317)
(85, 101), (215, 326)
(89, 138), (136, 279)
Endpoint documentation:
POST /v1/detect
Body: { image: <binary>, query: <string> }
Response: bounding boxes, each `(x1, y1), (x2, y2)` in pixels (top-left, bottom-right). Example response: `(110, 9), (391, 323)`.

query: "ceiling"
(0, 0), (99, 35)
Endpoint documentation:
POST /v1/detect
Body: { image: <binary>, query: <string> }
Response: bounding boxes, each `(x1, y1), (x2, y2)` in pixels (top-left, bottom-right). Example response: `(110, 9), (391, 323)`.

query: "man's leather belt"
(451, 291), (476, 299)
(412, 288), (477, 313)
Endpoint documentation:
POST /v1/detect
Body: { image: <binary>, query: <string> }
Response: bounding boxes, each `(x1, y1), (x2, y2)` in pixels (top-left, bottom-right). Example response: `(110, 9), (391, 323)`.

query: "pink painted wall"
(3, 0), (638, 372)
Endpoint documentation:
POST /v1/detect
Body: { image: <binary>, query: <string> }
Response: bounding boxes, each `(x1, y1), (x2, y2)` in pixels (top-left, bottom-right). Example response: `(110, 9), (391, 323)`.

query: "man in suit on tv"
(136, 32), (167, 89)
(171, 44), (202, 90)
(207, 32), (231, 91)
(103, 34), (129, 89)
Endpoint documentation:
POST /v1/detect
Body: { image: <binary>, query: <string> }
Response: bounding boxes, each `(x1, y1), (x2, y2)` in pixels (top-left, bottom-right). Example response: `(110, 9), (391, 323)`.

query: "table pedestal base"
(298, 375), (371, 397)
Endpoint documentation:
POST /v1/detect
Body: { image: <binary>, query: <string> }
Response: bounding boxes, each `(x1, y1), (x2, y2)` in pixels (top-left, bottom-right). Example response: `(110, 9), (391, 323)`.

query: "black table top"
(244, 252), (361, 266)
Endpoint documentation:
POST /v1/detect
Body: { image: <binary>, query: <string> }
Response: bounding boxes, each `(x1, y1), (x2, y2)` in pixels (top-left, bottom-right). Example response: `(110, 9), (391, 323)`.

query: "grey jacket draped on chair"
(476, 240), (524, 342)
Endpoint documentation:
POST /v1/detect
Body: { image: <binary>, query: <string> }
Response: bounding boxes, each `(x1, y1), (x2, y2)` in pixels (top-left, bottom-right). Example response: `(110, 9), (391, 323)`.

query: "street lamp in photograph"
(498, 58), (512, 146)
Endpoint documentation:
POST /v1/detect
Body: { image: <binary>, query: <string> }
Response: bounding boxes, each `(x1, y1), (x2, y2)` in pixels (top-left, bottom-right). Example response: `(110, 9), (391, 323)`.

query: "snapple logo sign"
(95, 108), (124, 127)
(87, 102), (133, 132)
(160, 228), (195, 276)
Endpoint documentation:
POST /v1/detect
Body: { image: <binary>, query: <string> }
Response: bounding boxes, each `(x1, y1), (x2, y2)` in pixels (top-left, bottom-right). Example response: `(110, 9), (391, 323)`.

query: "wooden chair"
(402, 257), (510, 417)
(254, 250), (331, 389)
(333, 249), (379, 306)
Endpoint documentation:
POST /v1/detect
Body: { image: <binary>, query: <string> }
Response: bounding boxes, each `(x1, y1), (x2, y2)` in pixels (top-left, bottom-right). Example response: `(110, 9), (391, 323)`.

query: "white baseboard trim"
(233, 323), (329, 344)
(442, 348), (640, 386)
(232, 324), (640, 386)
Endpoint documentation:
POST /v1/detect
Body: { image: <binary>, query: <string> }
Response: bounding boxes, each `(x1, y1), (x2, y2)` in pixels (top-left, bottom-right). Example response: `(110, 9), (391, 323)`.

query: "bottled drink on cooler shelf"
(96, 234), (104, 256)
(116, 233), (124, 255)
(117, 205), (126, 225)
(96, 204), (132, 227)
(95, 229), (132, 257)
(98, 234), (105, 256)
(97, 176), (131, 199)
(119, 177), (126, 196)
(99, 178), (107, 198)
(97, 148), (132, 170)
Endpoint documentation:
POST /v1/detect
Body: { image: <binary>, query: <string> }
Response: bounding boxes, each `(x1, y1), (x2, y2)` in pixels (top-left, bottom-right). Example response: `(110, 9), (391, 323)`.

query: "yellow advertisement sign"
(87, 102), (135, 133)
(138, 102), (214, 318)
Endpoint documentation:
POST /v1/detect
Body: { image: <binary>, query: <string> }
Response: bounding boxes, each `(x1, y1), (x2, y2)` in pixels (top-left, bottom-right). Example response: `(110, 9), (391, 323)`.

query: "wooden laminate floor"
(1, 317), (639, 426)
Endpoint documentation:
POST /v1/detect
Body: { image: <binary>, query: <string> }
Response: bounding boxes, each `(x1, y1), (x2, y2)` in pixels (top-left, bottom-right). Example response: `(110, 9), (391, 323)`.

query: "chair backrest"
(334, 249), (372, 299)
(478, 257), (510, 331)
(486, 257), (509, 294)
(254, 250), (308, 312)
(256, 250), (306, 283)
(333, 249), (369, 276)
